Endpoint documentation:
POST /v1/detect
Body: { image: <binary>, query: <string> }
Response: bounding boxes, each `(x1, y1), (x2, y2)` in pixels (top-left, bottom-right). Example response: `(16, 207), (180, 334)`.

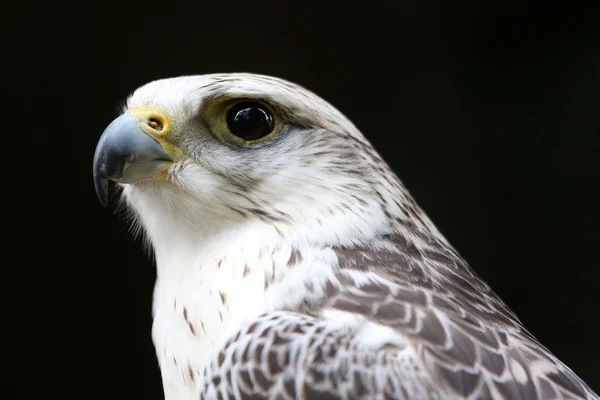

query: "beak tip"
(94, 175), (109, 207)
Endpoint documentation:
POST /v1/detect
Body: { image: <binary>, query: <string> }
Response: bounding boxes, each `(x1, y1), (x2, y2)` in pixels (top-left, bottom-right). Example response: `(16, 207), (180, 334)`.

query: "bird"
(93, 73), (597, 400)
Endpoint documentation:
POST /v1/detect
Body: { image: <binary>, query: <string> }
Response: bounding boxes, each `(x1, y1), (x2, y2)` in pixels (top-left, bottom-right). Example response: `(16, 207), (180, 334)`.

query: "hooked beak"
(93, 112), (172, 206)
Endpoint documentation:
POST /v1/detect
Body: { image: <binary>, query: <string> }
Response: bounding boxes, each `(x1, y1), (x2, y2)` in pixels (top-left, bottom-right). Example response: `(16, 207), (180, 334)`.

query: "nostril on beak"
(148, 118), (163, 131)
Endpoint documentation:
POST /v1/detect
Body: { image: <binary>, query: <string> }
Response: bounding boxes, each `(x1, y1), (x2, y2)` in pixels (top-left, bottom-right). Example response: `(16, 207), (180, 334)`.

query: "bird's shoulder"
(303, 232), (596, 399)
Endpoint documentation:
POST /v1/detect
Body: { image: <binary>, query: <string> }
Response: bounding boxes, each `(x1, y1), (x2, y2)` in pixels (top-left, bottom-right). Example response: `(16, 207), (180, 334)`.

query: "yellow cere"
(128, 107), (184, 157)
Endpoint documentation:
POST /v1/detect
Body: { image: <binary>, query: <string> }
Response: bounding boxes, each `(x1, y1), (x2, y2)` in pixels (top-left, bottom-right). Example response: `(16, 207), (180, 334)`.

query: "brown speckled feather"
(199, 233), (597, 399)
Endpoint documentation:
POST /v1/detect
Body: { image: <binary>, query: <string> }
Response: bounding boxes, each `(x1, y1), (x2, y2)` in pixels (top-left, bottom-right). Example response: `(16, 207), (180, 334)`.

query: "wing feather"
(325, 233), (596, 399)
(198, 233), (597, 399)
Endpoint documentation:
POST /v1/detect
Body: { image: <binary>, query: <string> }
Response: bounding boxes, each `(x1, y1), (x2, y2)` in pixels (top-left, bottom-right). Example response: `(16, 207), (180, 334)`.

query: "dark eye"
(226, 101), (275, 141)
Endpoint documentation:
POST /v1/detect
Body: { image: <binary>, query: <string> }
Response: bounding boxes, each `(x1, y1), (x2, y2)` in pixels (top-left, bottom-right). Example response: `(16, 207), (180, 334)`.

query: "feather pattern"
(198, 233), (597, 399)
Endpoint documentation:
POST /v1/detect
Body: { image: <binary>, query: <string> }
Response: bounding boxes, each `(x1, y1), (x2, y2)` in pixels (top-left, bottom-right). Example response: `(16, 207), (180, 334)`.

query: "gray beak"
(93, 113), (172, 206)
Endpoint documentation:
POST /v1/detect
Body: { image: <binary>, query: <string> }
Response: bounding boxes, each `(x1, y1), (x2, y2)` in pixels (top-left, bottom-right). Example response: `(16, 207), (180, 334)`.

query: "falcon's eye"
(226, 102), (275, 141)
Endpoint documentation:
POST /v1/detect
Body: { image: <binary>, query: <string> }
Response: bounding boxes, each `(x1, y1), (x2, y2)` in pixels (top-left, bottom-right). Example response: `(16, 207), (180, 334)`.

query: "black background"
(2, 1), (599, 398)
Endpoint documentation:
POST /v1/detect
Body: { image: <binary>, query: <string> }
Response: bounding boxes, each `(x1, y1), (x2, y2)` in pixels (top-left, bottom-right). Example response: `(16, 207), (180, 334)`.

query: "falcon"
(93, 74), (597, 400)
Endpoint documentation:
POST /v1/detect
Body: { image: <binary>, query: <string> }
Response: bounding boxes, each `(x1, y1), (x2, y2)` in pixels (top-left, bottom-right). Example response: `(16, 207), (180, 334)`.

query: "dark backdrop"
(2, 1), (599, 398)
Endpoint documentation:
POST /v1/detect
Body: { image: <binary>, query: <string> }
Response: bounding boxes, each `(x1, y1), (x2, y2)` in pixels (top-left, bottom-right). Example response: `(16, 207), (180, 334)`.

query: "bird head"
(93, 74), (434, 247)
